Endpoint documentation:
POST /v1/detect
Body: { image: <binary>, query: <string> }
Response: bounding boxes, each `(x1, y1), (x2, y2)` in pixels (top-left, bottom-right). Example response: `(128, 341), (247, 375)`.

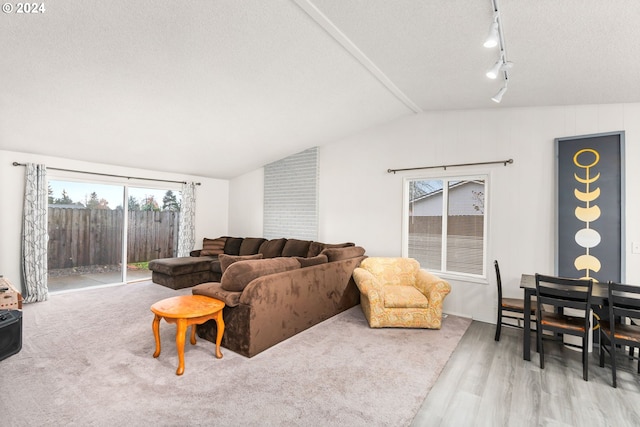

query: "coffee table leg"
(176, 318), (187, 376)
(152, 314), (161, 358)
(190, 324), (197, 345)
(214, 310), (225, 359)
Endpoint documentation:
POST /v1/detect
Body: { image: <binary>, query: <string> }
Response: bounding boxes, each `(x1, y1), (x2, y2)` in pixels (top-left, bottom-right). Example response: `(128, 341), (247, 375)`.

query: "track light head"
(486, 59), (503, 79)
(491, 85), (508, 103)
(486, 59), (513, 79)
(483, 21), (499, 48)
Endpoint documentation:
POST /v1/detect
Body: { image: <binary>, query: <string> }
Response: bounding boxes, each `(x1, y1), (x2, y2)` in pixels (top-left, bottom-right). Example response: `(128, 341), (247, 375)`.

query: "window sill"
(429, 271), (489, 285)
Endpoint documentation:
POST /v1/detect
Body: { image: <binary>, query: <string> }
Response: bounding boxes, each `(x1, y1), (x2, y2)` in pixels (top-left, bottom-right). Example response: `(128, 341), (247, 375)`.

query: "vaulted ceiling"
(2, 0), (639, 179)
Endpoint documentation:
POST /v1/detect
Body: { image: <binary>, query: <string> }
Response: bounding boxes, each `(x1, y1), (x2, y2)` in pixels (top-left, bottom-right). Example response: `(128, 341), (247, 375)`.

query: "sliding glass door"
(126, 187), (181, 283)
(47, 179), (181, 292)
(47, 180), (125, 292)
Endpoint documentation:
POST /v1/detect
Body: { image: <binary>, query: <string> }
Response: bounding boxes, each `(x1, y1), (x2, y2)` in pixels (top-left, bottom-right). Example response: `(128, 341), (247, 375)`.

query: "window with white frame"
(404, 175), (487, 278)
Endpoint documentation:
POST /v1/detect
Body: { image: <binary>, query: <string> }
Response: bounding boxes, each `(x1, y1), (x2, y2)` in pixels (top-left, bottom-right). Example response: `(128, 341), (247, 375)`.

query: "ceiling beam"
(293, 0), (423, 114)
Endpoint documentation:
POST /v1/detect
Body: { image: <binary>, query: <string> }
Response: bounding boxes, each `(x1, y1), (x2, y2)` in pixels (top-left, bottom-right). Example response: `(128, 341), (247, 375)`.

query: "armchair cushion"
(384, 285), (429, 308)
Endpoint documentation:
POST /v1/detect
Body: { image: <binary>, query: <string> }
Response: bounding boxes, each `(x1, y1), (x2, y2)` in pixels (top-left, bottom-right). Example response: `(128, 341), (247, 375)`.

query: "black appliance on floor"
(0, 309), (22, 361)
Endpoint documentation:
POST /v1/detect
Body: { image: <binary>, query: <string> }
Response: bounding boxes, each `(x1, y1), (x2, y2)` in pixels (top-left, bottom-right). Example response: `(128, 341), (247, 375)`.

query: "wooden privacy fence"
(48, 208), (179, 269)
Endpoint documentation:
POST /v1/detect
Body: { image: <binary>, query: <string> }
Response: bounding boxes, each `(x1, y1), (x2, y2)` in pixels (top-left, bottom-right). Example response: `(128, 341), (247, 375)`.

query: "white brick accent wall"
(263, 147), (318, 240)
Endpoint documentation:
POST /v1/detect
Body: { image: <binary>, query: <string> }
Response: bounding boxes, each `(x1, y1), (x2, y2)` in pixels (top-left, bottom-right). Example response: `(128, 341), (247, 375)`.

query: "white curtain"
(177, 182), (197, 257)
(22, 163), (49, 303)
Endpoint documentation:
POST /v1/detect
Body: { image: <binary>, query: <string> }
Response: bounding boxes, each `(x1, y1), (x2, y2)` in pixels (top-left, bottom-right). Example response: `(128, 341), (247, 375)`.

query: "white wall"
(229, 103), (640, 323)
(0, 150), (229, 294)
(228, 168), (263, 237)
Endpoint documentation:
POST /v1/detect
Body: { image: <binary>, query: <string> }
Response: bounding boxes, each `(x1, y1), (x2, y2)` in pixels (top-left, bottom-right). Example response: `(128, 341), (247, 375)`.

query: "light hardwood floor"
(411, 321), (640, 427)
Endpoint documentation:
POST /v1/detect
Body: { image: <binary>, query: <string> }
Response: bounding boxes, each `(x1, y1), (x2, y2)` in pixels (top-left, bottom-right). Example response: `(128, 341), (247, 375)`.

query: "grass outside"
(48, 261), (150, 278)
(127, 261), (150, 270)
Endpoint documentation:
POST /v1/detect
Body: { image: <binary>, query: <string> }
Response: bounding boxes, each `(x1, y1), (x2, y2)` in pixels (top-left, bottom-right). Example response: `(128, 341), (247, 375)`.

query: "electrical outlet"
(633, 242), (640, 254)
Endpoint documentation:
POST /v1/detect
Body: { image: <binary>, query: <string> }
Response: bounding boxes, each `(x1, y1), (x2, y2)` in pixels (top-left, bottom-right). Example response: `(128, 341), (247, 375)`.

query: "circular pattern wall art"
(573, 148), (601, 281)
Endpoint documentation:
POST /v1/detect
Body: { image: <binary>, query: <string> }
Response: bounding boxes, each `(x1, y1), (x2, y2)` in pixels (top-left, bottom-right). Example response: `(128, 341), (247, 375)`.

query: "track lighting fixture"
(486, 57), (513, 79)
(484, 0), (512, 103)
(483, 16), (499, 48)
(491, 85), (508, 103)
(486, 58), (503, 79)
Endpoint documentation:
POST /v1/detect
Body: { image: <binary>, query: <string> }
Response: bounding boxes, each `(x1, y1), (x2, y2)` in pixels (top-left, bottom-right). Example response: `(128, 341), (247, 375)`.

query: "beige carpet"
(0, 281), (471, 427)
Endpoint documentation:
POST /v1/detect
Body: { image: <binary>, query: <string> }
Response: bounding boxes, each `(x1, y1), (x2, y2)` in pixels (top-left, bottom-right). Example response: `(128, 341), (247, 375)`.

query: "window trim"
(402, 171), (490, 282)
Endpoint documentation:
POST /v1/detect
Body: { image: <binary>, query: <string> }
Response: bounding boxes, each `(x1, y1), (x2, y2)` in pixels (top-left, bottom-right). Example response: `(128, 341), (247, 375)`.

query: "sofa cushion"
(224, 237), (244, 255)
(210, 260), (222, 274)
(307, 241), (355, 257)
(281, 239), (312, 257)
(220, 257), (301, 292)
(148, 256), (215, 276)
(201, 237), (227, 256)
(219, 253), (263, 273)
(321, 246), (366, 262)
(192, 282), (242, 307)
(239, 238), (267, 255)
(258, 238), (287, 258)
(295, 254), (328, 268)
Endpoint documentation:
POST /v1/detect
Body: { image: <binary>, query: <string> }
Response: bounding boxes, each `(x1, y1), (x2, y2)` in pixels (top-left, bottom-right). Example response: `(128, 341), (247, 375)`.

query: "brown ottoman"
(149, 256), (218, 290)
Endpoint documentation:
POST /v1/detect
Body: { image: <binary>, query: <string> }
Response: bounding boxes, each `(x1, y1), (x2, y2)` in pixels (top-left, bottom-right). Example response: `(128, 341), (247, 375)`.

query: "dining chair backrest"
(495, 260), (503, 305)
(535, 274), (593, 313)
(535, 274), (594, 381)
(608, 281), (640, 325)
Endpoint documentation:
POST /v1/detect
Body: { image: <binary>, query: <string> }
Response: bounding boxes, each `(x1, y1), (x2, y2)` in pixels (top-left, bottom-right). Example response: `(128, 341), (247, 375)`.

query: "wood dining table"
(519, 274), (609, 361)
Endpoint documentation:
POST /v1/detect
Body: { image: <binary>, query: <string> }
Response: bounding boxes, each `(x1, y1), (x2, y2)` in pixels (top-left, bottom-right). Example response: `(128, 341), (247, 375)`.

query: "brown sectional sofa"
(148, 236), (367, 357)
(149, 236), (324, 290)
(193, 244), (366, 357)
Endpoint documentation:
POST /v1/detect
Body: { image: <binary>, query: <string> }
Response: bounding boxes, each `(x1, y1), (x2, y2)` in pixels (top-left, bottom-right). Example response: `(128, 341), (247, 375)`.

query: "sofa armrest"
(352, 267), (383, 306)
(415, 269), (451, 309)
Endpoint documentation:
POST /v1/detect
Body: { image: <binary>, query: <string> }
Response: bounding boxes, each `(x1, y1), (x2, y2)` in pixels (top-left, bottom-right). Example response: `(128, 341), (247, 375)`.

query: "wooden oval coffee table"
(151, 295), (225, 376)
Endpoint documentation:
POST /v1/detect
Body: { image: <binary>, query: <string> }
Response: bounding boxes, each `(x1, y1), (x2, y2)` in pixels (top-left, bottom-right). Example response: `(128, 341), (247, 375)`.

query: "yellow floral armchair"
(352, 257), (451, 329)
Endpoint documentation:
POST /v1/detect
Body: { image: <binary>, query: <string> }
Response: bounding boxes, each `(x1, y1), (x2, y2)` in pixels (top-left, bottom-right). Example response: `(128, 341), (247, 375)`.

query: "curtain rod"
(387, 158), (513, 174)
(12, 162), (201, 185)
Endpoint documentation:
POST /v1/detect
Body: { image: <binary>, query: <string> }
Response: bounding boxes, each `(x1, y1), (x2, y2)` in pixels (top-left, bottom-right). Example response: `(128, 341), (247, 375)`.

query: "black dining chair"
(535, 274), (593, 381)
(494, 260), (537, 341)
(598, 281), (640, 388)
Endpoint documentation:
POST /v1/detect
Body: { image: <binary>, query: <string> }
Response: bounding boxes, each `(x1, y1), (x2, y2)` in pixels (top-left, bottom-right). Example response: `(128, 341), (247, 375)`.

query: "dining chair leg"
(611, 341), (618, 388)
(599, 330), (605, 368)
(495, 312), (502, 341)
(537, 325), (544, 369)
(582, 334), (589, 381)
(630, 347), (640, 374)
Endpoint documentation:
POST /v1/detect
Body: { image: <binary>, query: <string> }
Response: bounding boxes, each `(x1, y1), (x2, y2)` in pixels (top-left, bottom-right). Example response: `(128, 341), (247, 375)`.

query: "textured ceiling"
(1, 0), (639, 179)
